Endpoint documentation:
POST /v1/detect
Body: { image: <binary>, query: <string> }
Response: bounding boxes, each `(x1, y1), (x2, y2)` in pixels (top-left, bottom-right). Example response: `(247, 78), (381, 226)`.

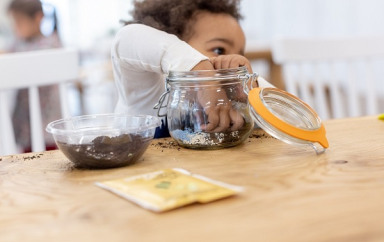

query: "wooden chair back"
(0, 48), (79, 156)
(272, 36), (384, 120)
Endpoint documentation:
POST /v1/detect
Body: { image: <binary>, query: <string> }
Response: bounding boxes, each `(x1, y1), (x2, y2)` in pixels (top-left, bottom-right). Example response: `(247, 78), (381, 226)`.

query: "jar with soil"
(155, 66), (257, 149)
(155, 66), (330, 154)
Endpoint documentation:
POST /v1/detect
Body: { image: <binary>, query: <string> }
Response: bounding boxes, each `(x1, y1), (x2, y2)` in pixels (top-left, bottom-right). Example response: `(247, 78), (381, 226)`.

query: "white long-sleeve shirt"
(111, 24), (274, 118)
(111, 24), (208, 116)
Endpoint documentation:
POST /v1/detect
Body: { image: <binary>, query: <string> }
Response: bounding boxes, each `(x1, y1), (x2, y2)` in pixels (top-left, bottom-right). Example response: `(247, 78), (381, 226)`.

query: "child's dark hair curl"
(126, 0), (242, 40)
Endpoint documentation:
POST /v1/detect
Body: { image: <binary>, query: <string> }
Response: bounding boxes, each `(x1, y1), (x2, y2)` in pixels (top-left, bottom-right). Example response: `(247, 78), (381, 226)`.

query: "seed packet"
(95, 168), (243, 212)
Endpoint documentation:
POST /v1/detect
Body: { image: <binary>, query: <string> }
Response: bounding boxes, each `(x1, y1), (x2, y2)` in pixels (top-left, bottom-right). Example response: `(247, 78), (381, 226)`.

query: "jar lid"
(248, 87), (329, 154)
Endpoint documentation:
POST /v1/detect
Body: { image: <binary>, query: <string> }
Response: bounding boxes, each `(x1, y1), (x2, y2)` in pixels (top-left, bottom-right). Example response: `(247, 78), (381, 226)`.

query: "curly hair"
(125, 0), (242, 40)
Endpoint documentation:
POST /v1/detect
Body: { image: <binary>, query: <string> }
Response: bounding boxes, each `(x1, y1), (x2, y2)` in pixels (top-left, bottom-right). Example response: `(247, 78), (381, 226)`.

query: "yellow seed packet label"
(95, 168), (243, 212)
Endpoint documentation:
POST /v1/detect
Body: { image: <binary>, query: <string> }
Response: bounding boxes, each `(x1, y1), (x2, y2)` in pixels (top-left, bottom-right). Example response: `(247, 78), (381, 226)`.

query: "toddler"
(111, 0), (273, 137)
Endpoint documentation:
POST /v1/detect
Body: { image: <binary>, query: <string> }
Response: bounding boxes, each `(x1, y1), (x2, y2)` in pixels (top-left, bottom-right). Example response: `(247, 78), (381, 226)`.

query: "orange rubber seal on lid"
(248, 88), (329, 148)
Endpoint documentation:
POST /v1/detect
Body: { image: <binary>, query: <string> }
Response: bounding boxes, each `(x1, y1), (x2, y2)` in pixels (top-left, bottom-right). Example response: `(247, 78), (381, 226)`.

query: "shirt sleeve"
(111, 24), (208, 116)
(111, 24), (208, 74)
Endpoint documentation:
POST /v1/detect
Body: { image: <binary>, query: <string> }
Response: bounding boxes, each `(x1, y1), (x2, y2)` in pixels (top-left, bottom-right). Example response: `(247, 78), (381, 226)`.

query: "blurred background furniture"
(245, 48), (285, 90)
(271, 36), (384, 120)
(0, 48), (79, 156)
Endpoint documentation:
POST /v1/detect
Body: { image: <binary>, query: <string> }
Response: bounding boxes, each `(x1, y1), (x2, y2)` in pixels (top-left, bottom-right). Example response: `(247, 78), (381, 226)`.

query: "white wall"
(3, 0), (384, 51)
(242, 0), (384, 48)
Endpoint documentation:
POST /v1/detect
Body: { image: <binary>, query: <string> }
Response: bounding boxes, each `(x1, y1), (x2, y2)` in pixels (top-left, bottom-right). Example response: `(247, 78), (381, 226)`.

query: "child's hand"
(191, 57), (251, 133)
(211, 54), (257, 91)
(197, 88), (244, 132)
(209, 54), (253, 73)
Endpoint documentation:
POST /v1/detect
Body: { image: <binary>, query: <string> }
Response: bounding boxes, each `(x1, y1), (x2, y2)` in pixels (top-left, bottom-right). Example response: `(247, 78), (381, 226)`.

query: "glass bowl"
(46, 114), (161, 169)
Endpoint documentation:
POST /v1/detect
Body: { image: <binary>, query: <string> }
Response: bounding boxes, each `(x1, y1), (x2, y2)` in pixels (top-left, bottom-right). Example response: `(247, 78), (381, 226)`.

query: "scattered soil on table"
(248, 131), (275, 139)
(151, 140), (181, 151)
(247, 131), (275, 143)
(57, 134), (151, 169)
(332, 160), (349, 164)
(22, 153), (44, 161)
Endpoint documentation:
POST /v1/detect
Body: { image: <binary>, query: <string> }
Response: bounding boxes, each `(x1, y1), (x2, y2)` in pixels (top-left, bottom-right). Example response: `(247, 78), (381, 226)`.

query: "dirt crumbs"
(331, 160), (349, 164)
(248, 132), (273, 139)
(247, 131), (275, 143)
(57, 134), (151, 169)
(151, 140), (181, 151)
(23, 153), (44, 161)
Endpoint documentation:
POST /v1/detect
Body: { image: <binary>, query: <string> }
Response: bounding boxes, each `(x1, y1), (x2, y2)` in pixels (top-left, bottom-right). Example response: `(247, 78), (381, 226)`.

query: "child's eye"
(212, 47), (226, 55)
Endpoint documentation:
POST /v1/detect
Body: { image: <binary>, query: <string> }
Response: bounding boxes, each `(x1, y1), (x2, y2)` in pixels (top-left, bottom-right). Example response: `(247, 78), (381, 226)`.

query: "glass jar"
(155, 66), (329, 154)
(155, 66), (257, 149)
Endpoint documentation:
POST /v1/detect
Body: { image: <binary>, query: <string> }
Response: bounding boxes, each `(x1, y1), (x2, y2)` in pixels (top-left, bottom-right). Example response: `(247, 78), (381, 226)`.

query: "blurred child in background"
(7, 0), (61, 151)
(8, 0), (60, 51)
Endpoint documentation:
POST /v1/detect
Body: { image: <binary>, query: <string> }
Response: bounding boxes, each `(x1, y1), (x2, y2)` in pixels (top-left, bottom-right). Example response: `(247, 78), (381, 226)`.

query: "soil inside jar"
(169, 101), (254, 149)
(57, 134), (151, 169)
(170, 121), (253, 149)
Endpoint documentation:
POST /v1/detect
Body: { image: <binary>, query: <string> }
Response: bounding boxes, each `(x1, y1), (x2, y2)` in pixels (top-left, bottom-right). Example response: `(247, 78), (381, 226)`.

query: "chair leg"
(0, 91), (18, 155)
(59, 83), (71, 118)
(29, 86), (45, 152)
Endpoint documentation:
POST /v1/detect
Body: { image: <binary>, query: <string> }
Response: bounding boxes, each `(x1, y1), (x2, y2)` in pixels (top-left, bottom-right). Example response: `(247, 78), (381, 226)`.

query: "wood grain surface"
(1, 116), (384, 242)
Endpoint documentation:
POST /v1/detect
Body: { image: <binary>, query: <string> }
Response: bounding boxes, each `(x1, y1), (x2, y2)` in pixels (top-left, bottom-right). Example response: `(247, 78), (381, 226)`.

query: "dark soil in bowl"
(57, 134), (151, 169)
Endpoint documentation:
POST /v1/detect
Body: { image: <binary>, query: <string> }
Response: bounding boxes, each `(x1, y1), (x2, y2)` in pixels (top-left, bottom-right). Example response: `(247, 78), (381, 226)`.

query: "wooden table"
(1, 116), (384, 242)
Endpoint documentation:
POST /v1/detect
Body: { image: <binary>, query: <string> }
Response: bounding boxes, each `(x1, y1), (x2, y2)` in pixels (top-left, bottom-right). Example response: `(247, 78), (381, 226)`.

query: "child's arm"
(111, 24), (208, 74)
(111, 24), (209, 116)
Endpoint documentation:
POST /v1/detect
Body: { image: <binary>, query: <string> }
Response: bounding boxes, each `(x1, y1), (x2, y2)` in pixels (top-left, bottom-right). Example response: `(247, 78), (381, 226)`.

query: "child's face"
(9, 11), (43, 39)
(186, 12), (246, 58)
